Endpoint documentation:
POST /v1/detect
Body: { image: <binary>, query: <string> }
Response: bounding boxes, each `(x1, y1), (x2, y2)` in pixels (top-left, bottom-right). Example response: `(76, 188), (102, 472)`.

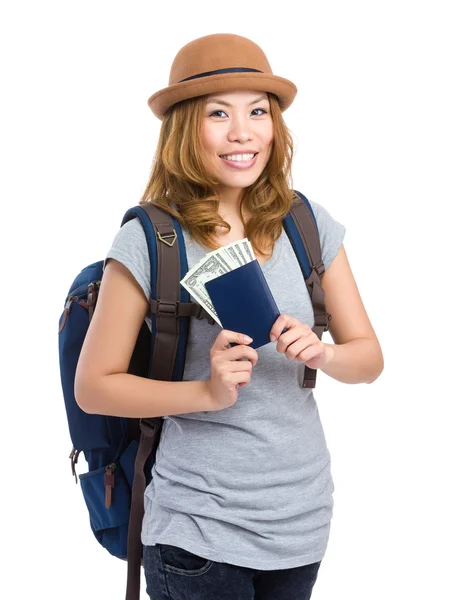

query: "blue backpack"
(58, 189), (331, 600)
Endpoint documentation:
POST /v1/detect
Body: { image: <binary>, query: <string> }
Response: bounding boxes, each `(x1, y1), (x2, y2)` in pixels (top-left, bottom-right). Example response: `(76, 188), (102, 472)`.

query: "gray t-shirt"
(104, 199), (346, 570)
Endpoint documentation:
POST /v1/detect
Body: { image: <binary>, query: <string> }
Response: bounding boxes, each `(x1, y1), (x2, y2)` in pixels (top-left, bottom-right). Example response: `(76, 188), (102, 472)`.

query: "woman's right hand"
(205, 330), (258, 411)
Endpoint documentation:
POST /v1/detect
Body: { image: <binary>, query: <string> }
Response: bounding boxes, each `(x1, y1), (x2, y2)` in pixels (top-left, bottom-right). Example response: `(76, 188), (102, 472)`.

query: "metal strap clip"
(156, 228), (177, 247)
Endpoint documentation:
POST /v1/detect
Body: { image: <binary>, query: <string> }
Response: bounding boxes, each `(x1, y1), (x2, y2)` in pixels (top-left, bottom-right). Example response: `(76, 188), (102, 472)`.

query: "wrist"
(322, 343), (335, 368)
(201, 380), (216, 412)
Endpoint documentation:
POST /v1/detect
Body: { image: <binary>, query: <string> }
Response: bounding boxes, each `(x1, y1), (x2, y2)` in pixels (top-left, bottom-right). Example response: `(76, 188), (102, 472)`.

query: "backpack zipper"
(70, 279), (101, 299)
(58, 281), (101, 334)
(58, 296), (77, 333)
(69, 447), (81, 484)
(104, 463), (117, 509)
(87, 281), (101, 308)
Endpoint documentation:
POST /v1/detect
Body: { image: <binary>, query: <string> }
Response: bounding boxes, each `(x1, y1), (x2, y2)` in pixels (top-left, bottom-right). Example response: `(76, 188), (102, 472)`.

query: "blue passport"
(204, 259), (281, 350)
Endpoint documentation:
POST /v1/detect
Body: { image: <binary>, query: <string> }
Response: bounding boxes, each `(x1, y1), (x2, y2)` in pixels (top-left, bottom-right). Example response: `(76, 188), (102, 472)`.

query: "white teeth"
(221, 153), (256, 162)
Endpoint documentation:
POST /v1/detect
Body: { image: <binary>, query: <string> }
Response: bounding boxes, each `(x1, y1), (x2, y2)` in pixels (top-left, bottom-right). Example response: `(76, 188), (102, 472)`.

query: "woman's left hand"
(270, 314), (332, 370)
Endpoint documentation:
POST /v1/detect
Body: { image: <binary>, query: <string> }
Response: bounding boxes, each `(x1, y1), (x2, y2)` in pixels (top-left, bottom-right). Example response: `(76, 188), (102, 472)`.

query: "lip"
(219, 153), (258, 169)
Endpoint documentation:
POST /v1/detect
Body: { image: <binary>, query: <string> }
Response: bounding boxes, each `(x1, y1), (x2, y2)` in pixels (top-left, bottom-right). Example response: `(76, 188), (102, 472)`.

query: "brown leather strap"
(125, 202), (204, 600)
(289, 195), (331, 389)
(125, 419), (162, 600)
(126, 202), (182, 600)
(141, 203), (183, 381)
(149, 297), (216, 324)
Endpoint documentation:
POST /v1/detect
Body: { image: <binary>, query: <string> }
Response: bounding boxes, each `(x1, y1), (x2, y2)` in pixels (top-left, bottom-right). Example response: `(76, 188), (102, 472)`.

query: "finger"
(278, 324), (313, 353)
(230, 371), (251, 387)
(285, 338), (311, 361)
(295, 342), (323, 363)
(275, 325), (304, 353)
(225, 345), (259, 366)
(289, 334), (321, 361)
(270, 314), (300, 342)
(213, 330), (253, 352)
(226, 360), (253, 373)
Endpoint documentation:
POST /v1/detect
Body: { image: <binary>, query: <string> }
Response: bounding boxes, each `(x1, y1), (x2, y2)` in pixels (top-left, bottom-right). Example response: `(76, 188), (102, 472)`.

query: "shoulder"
(110, 216), (146, 245)
(307, 197), (343, 231)
(107, 217), (148, 266)
(104, 216), (151, 302)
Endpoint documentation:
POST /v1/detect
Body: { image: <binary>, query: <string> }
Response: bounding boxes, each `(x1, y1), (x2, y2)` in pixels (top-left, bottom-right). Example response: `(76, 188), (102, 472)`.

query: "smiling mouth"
(218, 153), (259, 169)
(218, 153), (258, 161)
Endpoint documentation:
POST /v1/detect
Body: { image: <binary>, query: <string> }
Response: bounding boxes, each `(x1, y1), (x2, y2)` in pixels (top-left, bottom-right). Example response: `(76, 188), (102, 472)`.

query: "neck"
(217, 187), (246, 221)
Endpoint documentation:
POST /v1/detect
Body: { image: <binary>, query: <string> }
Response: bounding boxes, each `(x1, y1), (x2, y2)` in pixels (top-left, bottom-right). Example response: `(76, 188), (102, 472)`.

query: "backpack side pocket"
(79, 440), (139, 559)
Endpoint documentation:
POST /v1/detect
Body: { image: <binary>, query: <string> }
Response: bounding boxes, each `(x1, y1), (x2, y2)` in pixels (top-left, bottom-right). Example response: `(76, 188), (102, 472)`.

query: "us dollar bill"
(220, 248), (240, 268)
(180, 238), (256, 327)
(220, 239), (254, 266)
(224, 244), (244, 266)
(241, 238), (256, 262)
(181, 280), (222, 327)
(181, 255), (232, 326)
(214, 252), (234, 272)
(233, 242), (248, 265)
(203, 248), (236, 272)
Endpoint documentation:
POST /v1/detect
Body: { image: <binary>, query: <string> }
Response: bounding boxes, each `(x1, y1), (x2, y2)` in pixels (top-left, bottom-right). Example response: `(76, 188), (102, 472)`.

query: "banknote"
(233, 243), (247, 265)
(181, 255), (232, 326)
(181, 238), (256, 327)
(241, 238), (255, 262)
(223, 245), (243, 267)
(214, 253), (234, 272)
(221, 238), (255, 266)
(181, 278), (222, 326)
(203, 248), (236, 271)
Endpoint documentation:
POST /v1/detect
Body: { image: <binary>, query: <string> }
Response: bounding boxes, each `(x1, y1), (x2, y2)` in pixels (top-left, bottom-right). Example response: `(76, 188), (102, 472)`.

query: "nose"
(227, 113), (252, 143)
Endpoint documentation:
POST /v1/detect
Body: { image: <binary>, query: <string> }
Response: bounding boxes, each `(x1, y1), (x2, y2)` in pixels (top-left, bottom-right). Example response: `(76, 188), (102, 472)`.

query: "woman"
(75, 33), (384, 600)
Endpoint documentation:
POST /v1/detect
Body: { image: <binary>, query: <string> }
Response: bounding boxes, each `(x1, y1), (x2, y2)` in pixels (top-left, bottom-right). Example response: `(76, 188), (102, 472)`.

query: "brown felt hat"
(147, 33), (298, 120)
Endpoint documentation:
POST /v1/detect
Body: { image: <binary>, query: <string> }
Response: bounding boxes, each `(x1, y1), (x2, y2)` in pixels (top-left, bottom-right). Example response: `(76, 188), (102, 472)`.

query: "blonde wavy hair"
(139, 92), (296, 258)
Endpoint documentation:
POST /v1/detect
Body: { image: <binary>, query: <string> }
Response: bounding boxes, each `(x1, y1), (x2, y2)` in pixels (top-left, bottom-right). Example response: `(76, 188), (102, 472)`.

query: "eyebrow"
(206, 95), (269, 107)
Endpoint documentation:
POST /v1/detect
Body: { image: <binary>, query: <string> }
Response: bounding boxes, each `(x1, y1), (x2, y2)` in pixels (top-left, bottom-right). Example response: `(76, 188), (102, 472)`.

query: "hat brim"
(147, 72), (297, 120)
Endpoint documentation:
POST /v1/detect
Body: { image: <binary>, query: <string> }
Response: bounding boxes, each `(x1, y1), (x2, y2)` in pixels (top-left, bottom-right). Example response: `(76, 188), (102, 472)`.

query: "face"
(201, 90), (274, 199)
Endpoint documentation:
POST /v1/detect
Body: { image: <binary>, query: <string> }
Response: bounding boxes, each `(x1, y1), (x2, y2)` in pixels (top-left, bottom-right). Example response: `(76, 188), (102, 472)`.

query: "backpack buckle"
(314, 312), (332, 332)
(156, 228), (177, 247)
(156, 300), (178, 317)
(313, 261), (325, 278)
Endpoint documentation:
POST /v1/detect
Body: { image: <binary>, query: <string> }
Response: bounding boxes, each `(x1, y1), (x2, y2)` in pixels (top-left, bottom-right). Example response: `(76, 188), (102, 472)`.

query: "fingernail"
(242, 335), (253, 343)
(270, 334), (276, 342)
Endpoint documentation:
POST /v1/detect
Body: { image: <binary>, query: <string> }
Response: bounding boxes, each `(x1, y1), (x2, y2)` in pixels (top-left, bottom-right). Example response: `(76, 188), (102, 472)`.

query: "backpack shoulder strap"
(282, 190), (332, 389)
(120, 201), (214, 600)
(135, 201), (189, 383)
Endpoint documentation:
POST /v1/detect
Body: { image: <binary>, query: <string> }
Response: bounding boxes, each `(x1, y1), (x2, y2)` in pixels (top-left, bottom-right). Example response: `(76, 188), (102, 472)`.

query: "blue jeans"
(143, 543), (322, 600)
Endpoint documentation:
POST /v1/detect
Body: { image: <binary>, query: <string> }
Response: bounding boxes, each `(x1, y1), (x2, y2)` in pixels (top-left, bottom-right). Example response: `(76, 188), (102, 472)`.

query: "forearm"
(321, 338), (384, 384)
(75, 373), (213, 418)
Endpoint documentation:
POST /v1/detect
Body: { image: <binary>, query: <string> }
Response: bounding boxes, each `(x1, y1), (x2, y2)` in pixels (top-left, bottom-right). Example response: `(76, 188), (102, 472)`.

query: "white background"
(1, 1), (449, 599)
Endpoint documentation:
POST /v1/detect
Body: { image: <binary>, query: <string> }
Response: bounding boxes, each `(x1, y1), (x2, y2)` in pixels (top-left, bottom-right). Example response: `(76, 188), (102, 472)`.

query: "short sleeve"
(103, 218), (151, 302)
(308, 199), (346, 271)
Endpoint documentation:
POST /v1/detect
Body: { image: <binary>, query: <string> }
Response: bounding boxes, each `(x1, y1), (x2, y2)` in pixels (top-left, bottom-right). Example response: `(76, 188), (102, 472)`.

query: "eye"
(208, 108), (268, 118)
(252, 108), (267, 116)
(209, 110), (227, 118)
